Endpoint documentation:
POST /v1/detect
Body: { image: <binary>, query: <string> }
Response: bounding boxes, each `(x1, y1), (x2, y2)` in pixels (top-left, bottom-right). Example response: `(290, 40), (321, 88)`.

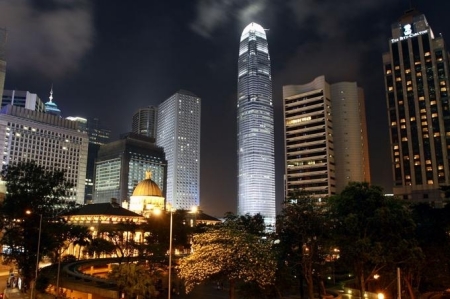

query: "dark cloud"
(190, 0), (270, 38)
(0, 0), (93, 78)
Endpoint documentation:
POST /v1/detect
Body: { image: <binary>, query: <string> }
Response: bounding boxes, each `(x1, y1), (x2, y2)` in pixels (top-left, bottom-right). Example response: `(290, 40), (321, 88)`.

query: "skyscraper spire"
(237, 22), (275, 228)
(45, 83), (61, 117)
(49, 84), (54, 102)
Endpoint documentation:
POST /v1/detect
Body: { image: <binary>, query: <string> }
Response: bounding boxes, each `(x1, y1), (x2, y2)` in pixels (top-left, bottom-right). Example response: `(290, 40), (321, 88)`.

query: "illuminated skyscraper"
(237, 22), (275, 227)
(383, 9), (450, 205)
(157, 90), (201, 210)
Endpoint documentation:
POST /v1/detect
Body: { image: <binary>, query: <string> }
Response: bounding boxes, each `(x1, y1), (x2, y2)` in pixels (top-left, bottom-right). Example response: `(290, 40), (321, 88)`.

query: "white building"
(237, 22), (276, 227)
(157, 90), (201, 210)
(283, 76), (370, 198)
(2, 90), (45, 112)
(0, 105), (89, 203)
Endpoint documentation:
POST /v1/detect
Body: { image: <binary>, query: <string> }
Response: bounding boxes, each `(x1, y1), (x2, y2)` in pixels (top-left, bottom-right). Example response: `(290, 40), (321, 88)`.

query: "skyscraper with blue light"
(237, 22), (275, 227)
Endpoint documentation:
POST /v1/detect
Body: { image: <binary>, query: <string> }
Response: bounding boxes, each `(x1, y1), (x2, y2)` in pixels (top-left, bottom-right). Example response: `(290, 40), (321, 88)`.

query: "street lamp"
(167, 205), (174, 299)
(26, 210), (42, 299)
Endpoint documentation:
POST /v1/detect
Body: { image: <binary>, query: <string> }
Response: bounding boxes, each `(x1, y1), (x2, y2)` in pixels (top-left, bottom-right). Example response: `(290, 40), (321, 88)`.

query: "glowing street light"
(167, 205), (174, 299)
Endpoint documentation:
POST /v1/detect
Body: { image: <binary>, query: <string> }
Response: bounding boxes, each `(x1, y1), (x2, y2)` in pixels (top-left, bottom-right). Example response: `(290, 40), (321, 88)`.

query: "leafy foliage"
(0, 161), (87, 286)
(276, 190), (331, 299)
(328, 182), (419, 297)
(108, 263), (160, 299)
(178, 225), (276, 299)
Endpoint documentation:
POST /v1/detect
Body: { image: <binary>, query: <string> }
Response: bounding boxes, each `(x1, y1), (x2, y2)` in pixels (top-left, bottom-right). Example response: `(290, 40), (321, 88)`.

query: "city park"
(0, 161), (449, 299)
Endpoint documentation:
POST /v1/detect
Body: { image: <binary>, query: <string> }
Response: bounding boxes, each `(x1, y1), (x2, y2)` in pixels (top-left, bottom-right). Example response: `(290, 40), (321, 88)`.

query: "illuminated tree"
(178, 227), (276, 299)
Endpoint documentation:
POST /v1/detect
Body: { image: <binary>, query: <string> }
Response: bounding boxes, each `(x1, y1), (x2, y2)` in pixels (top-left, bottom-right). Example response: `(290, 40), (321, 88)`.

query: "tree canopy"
(178, 224), (276, 299)
(0, 161), (88, 285)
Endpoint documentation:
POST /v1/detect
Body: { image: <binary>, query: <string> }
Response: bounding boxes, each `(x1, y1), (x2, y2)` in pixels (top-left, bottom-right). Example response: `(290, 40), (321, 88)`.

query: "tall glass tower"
(237, 22), (275, 227)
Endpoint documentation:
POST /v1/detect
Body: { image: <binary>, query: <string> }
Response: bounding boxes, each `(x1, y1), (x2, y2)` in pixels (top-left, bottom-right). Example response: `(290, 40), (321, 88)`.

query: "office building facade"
(283, 76), (370, 198)
(0, 105), (89, 203)
(2, 90), (45, 112)
(94, 133), (167, 205)
(383, 10), (450, 205)
(132, 106), (158, 140)
(157, 90), (201, 210)
(237, 22), (275, 226)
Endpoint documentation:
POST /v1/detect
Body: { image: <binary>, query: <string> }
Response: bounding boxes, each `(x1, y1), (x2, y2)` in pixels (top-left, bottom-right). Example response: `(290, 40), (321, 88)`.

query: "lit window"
(405, 69), (411, 74)
(414, 155), (420, 159)
(428, 180), (434, 185)
(396, 77), (402, 82)
(410, 117), (416, 121)
(388, 86), (394, 91)
(402, 137), (408, 141)
(425, 52), (431, 56)
(434, 132), (441, 137)
(419, 96), (425, 101)
(386, 69), (392, 74)
(400, 118), (406, 123)
(426, 160), (431, 164)
(395, 65), (400, 70)
(391, 121), (397, 126)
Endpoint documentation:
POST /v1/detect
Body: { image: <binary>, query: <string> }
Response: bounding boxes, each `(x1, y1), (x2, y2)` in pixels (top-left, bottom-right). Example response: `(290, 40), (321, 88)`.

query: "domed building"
(126, 170), (165, 217)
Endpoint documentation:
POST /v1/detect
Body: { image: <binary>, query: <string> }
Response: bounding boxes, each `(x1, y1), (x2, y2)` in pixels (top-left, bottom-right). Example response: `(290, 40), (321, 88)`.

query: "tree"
(86, 238), (116, 258)
(276, 190), (331, 299)
(108, 263), (160, 299)
(178, 226), (276, 299)
(329, 182), (418, 298)
(0, 161), (82, 287)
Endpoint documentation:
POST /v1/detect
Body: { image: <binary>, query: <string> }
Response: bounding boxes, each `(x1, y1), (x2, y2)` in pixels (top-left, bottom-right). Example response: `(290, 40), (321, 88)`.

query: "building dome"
(132, 171), (163, 197)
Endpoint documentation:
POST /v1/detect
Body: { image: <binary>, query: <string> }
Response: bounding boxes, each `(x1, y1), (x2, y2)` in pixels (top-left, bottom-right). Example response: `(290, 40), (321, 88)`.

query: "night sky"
(1, 0), (449, 218)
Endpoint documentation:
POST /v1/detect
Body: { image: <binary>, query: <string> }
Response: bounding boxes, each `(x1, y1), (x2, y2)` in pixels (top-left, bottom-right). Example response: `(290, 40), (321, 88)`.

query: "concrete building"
(132, 106), (158, 140)
(0, 105), (89, 203)
(94, 132), (167, 205)
(237, 22), (276, 227)
(383, 9), (450, 205)
(2, 90), (45, 112)
(283, 76), (370, 198)
(156, 90), (201, 210)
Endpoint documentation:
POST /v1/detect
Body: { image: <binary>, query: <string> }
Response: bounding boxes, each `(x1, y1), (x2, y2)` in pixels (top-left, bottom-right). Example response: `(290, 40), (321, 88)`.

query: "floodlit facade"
(237, 22), (275, 227)
(157, 90), (201, 210)
(331, 82), (371, 192)
(383, 9), (450, 205)
(283, 76), (335, 198)
(132, 106), (158, 140)
(283, 76), (370, 198)
(2, 90), (45, 112)
(94, 133), (167, 205)
(0, 105), (89, 203)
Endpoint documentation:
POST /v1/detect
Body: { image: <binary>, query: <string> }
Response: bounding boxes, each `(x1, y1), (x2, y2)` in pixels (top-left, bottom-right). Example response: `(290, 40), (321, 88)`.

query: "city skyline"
(1, 0), (450, 217)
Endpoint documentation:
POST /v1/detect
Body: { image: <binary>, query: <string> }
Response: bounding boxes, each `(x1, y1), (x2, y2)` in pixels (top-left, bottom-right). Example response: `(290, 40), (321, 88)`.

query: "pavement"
(4, 288), (28, 299)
